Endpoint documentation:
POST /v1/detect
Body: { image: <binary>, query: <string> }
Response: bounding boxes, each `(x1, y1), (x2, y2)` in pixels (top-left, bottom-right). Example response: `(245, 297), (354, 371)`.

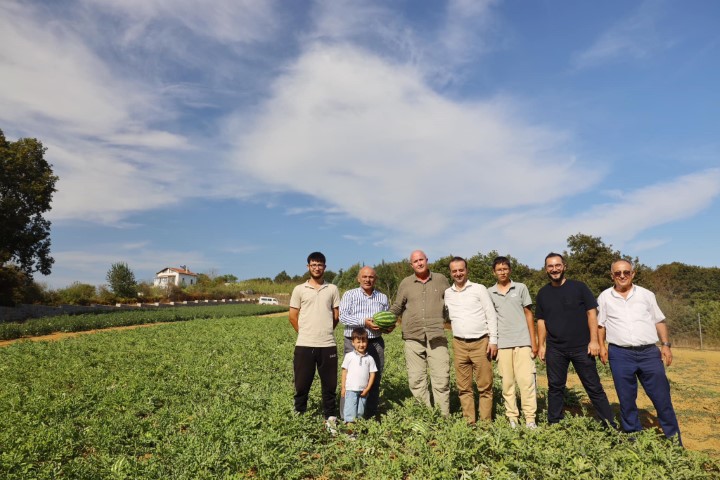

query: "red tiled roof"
(156, 267), (198, 276)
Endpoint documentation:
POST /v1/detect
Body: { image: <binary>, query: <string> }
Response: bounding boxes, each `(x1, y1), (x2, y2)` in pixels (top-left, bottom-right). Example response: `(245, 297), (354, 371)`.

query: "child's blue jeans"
(344, 390), (366, 422)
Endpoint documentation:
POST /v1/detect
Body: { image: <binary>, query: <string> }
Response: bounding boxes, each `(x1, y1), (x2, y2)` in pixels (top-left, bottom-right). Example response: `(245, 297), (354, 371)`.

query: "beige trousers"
(497, 346), (537, 423)
(404, 337), (450, 416)
(453, 336), (493, 423)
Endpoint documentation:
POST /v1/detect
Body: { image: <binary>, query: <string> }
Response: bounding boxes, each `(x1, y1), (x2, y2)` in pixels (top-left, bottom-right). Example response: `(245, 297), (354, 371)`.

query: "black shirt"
(535, 279), (598, 350)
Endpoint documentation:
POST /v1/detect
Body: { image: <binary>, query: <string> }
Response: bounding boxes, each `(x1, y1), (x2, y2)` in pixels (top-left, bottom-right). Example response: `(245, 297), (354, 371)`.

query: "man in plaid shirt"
(339, 266), (393, 419)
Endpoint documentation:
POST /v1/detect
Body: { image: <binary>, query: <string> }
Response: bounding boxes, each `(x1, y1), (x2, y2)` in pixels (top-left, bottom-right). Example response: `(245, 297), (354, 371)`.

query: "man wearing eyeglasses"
(536, 252), (616, 427)
(289, 252), (341, 429)
(597, 259), (681, 444)
(390, 250), (451, 416)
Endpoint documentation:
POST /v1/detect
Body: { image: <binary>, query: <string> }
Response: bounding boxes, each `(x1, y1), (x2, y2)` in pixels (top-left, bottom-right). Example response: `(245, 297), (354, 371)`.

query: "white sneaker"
(509, 419), (518, 429)
(526, 422), (537, 429)
(324, 416), (338, 436)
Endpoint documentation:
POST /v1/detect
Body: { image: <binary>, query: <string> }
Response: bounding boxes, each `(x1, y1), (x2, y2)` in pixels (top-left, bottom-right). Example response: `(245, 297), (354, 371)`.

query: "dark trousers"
(340, 336), (385, 419)
(293, 345), (337, 419)
(545, 346), (616, 426)
(608, 344), (681, 443)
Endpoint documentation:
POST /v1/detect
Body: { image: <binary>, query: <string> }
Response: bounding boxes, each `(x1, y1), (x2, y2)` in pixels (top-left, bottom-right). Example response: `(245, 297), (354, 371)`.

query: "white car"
(258, 297), (279, 305)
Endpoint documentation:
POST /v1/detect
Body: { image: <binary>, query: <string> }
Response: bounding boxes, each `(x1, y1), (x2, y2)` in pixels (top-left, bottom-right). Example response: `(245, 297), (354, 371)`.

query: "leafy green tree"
(373, 259), (412, 300)
(334, 263), (362, 291)
(106, 262), (137, 298)
(216, 274), (238, 284)
(563, 233), (636, 295)
(0, 129), (58, 277)
(274, 270), (292, 283)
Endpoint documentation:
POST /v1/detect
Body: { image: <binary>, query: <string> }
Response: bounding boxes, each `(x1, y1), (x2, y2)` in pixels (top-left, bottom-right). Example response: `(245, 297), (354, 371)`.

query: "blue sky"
(2, 0), (719, 288)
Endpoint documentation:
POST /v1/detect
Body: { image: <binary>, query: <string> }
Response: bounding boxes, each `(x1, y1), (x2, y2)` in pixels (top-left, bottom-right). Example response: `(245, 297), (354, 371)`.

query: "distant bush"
(54, 282), (97, 305)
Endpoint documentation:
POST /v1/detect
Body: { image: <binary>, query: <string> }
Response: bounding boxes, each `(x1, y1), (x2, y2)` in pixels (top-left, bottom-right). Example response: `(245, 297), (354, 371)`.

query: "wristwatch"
(661, 342), (672, 347)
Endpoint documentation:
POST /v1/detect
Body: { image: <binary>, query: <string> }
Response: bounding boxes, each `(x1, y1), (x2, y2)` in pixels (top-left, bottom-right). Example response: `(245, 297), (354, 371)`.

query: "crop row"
(0, 314), (717, 479)
(0, 304), (287, 341)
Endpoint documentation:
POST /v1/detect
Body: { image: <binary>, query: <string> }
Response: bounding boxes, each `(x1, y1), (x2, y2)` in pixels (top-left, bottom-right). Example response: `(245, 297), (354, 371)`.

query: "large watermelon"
(373, 311), (397, 328)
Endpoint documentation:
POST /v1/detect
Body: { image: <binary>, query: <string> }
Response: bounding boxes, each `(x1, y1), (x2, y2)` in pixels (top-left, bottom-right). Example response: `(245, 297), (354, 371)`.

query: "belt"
(454, 335), (488, 342)
(345, 336), (382, 342)
(610, 343), (656, 351)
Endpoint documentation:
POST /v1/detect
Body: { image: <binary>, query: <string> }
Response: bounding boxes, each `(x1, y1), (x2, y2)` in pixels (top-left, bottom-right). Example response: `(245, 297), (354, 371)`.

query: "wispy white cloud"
(227, 44), (595, 237)
(422, 169), (720, 265)
(573, 0), (673, 69)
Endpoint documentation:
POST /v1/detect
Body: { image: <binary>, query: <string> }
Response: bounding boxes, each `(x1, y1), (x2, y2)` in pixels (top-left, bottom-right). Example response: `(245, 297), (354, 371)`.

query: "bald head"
(357, 266), (377, 294)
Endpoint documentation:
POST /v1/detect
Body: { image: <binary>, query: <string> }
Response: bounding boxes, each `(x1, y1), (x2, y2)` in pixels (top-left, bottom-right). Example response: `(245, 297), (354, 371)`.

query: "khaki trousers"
(497, 346), (537, 423)
(404, 337), (450, 416)
(453, 336), (493, 423)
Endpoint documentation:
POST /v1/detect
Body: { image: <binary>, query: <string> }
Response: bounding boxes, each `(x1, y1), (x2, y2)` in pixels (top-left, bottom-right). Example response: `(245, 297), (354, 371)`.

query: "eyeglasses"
(308, 263), (326, 269)
(612, 270), (632, 278)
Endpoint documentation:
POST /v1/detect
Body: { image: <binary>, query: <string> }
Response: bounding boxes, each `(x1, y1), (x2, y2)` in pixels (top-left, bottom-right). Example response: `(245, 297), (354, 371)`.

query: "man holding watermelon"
(339, 266), (393, 419)
(390, 250), (451, 416)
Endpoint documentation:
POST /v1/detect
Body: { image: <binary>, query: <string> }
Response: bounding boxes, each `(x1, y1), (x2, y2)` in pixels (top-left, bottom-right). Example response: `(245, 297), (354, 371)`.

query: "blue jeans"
(344, 390), (366, 422)
(608, 344), (681, 443)
(545, 346), (615, 427)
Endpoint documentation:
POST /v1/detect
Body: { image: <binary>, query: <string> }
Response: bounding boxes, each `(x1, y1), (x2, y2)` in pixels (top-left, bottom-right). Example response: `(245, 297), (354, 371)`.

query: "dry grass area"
(538, 348), (720, 458)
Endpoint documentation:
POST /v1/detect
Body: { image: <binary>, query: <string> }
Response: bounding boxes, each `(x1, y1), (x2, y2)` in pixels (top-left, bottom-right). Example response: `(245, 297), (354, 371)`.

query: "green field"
(1, 313), (718, 479)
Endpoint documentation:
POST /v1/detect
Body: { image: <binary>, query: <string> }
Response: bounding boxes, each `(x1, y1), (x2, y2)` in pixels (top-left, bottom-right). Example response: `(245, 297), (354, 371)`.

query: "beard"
(547, 270), (565, 283)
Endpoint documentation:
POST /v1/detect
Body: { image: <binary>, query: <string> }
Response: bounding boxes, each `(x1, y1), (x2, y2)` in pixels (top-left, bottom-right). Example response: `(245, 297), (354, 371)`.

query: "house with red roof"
(153, 265), (198, 287)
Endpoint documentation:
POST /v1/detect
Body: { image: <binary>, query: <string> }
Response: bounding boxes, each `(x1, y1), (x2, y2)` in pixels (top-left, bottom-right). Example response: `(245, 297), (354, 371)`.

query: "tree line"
(1, 128), (717, 345)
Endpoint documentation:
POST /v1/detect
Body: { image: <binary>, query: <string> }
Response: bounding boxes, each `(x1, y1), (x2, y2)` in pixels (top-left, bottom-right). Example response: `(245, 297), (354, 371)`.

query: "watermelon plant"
(0, 314), (717, 479)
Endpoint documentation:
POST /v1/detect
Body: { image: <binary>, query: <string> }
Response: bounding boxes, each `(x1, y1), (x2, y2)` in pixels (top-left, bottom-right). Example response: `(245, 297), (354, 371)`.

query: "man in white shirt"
(598, 259), (681, 444)
(444, 257), (498, 424)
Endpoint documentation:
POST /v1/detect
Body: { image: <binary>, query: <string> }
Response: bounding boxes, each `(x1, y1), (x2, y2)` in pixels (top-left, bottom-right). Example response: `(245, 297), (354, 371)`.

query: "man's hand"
(360, 389), (370, 398)
(661, 345), (673, 366)
(364, 318), (381, 331)
(341, 387), (346, 398)
(530, 340), (538, 359)
(538, 345), (546, 363)
(588, 340), (600, 357)
(487, 343), (498, 360)
(599, 347), (609, 365)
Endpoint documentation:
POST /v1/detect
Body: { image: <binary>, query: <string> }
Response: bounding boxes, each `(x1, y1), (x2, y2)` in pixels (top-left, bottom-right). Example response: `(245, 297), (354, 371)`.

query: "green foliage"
(0, 129), (58, 277)
(0, 304), (287, 340)
(273, 270), (292, 283)
(215, 273), (238, 284)
(563, 233), (636, 296)
(332, 263), (362, 291)
(0, 316), (716, 479)
(106, 262), (137, 298)
(0, 266), (47, 307)
(54, 282), (97, 306)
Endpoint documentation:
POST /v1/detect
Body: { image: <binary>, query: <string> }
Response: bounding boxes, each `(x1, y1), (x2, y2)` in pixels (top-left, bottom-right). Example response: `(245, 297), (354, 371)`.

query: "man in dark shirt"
(536, 252), (616, 427)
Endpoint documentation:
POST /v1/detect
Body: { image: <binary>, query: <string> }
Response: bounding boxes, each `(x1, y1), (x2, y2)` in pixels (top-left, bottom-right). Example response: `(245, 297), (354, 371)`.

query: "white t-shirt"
(342, 350), (378, 391)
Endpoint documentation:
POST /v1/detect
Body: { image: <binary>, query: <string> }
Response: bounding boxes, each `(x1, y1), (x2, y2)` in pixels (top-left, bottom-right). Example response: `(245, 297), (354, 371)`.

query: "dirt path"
(0, 323), (169, 348)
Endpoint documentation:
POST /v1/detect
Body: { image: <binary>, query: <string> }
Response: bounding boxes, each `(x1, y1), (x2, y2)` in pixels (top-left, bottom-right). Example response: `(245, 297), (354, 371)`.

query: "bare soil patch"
(537, 348), (720, 457)
(0, 323), (170, 348)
